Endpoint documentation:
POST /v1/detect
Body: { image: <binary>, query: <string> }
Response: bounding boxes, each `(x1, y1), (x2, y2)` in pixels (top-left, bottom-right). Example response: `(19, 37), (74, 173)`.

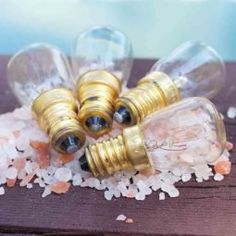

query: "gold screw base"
(76, 70), (121, 138)
(115, 71), (180, 126)
(85, 125), (152, 177)
(32, 88), (85, 154)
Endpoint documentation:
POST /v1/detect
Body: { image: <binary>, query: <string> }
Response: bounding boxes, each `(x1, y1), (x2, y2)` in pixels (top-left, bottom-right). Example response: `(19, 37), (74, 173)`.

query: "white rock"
(227, 107), (236, 119)
(54, 167), (72, 182)
(214, 173), (224, 181)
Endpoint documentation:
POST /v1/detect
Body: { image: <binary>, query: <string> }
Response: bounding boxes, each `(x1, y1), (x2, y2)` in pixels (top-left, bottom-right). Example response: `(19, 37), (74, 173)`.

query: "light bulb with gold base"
(79, 97), (226, 177)
(7, 43), (85, 154)
(114, 41), (225, 127)
(71, 26), (133, 137)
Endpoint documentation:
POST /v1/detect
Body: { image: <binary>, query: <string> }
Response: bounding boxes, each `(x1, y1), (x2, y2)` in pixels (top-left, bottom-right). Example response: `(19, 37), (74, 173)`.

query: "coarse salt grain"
(54, 167), (72, 182)
(214, 173), (224, 181)
(116, 214), (127, 221)
(6, 167), (18, 179)
(159, 192), (165, 200)
(125, 218), (134, 224)
(227, 107), (236, 119)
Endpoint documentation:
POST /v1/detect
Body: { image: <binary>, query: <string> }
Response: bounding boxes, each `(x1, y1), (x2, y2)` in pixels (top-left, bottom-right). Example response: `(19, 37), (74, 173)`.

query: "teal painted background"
(0, 0), (236, 61)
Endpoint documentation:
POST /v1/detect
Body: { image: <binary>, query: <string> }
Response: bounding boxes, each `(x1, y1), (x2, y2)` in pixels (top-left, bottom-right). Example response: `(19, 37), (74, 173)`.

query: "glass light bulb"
(8, 43), (74, 107)
(80, 97), (226, 177)
(7, 43), (85, 154)
(151, 41), (225, 99)
(72, 25), (132, 86)
(72, 26), (133, 137)
(114, 41), (225, 126)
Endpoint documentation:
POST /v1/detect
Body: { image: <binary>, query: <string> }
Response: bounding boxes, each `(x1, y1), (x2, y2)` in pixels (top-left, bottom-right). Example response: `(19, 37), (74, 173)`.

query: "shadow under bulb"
(71, 26), (133, 138)
(7, 43), (85, 154)
(114, 41), (225, 127)
(79, 97), (226, 177)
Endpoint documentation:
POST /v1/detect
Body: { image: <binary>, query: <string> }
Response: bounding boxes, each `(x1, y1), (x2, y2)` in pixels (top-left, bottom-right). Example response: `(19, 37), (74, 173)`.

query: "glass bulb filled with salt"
(7, 43), (85, 154)
(79, 97), (226, 177)
(71, 26), (133, 138)
(114, 41), (225, 127)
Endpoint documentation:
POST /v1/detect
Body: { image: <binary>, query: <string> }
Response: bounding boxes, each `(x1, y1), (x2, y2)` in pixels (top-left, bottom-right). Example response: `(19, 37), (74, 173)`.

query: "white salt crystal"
(135, 192), (146, 201)
(26, 183), (33, 189)
(42, 187), (51, 198)
(0, 155), (7, 167)
(181, 173), (191, 182)
(72, 173), (82, 186)
(159, 192), (165, 200)
(227, 107), (236, 119)
(54, 167), (72, 182)
(137, 180), (152, 195)
(214, 173), (224, 181)
(161, 182), (180, 198)
(117, 182), (128, 196)
(0, 187), (5, 195)
(104, 190), (113, 200)
(116, 214), (127, 221)
(6, 167), (18, 179)
(25, 161), (33, 174)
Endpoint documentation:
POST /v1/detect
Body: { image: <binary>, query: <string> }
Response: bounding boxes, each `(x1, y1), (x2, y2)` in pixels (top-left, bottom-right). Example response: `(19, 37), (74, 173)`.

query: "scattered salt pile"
(0, 107), (233, 200)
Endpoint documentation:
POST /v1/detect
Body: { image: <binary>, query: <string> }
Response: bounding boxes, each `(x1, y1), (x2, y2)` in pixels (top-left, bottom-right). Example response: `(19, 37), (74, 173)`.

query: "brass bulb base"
(115, 71), (180, 126)
(32, 88), (85, 154)
(76, 70), (121, 138)
(85, 125), (152, 177)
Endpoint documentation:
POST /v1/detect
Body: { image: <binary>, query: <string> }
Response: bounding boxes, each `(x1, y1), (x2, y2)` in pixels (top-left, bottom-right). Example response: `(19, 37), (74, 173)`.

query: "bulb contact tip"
(114, 106), (132, 125)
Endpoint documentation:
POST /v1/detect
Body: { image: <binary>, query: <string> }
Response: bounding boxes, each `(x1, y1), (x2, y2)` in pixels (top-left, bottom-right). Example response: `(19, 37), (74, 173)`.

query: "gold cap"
(84, 125), (152, 177)
(32, 88), (85, 154)
(76, 70), (121, 138)
(114, 71), (180, 126)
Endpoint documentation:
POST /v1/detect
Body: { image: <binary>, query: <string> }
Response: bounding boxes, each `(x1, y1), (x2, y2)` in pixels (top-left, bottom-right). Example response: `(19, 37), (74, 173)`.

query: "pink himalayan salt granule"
(49, 181), (71, 194)
(7, 178), (16, 188)
(20, 171), (37, 187)
(226, 141), (234, 151)
(58, 154), (74, 165)
(125, 218), (134, 224)
(214, 161), (231, 175)
(0, 106), (233, 200)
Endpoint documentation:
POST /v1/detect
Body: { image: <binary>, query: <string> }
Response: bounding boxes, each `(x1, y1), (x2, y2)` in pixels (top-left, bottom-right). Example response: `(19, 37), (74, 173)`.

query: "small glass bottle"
(114, 41), (225, 127)
(72, 26), (133, 137)
(79, 97), (226, 177)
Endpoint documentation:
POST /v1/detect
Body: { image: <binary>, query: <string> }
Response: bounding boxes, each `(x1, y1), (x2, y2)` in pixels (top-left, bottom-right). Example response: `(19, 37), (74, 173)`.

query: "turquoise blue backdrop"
(0, 0), (235, 61)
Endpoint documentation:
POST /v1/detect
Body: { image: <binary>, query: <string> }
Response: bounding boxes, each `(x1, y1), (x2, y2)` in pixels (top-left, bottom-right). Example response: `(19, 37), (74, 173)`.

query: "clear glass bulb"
(114, 41), (225, 127)
(72, 26), (133, 137)
(151, 41), (226, 99)
(140, 97), (225, 170)
(7, 43), (73, 107)
(80, 97), (226, 176)
(7, 43), (85, 154)
(72, 25), (133, 87)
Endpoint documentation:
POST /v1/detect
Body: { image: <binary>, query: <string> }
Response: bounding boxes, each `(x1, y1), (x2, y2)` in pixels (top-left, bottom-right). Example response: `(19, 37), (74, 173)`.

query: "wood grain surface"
(0, 56), (236, 236)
